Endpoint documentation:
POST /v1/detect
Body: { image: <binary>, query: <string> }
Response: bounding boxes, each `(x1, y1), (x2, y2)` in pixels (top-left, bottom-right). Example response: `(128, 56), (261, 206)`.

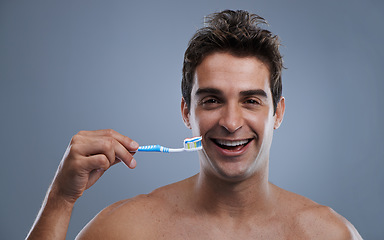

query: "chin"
(216, 173), (250, 183)
(207, 160), (259, 183)
(199, 147), (264, 183)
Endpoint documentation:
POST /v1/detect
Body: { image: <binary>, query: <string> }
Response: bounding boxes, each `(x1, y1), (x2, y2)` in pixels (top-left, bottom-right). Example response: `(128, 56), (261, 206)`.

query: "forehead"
(193, 52), (271, 94)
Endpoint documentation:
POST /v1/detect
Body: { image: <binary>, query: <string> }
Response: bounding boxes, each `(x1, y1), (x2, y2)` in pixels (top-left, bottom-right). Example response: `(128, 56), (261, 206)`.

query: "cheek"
(190, 109), (218, 136)
(245, 110), (275, 135)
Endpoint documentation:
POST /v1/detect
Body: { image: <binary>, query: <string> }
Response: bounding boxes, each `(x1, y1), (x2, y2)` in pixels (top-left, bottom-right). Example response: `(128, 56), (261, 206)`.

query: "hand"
(50, 129), (139, 204)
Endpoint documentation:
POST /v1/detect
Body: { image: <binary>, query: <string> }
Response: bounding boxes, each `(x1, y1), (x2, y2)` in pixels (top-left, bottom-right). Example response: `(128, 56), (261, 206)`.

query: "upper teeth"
(216, 139), (249, 146)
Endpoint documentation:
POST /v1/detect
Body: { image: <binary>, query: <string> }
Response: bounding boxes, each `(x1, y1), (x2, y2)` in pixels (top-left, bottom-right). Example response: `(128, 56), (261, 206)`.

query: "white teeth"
(215, 139), (249, 147)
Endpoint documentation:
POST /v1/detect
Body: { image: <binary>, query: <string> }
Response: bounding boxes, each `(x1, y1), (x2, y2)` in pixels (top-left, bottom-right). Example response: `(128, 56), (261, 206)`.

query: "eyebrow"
(239, 89), (268, 98)
(195, 88), (268, 98)
(195, 88), (223, 96)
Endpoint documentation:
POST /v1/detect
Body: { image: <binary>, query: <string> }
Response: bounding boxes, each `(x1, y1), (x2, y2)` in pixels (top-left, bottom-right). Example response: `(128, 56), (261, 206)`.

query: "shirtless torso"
(77, 175), (359, 240)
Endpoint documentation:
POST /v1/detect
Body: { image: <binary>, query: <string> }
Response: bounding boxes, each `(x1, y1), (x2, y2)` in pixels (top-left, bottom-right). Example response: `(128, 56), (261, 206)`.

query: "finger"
(84, 155), (110, 189)
(77, 129), (139, 153)
(111, 138), (137, 168)
(84, 154), (111, 171)
(115, 155), (136, 169)
(72, 129), (138, 168)
(84, 129), (139, 168)
(86, 169), (104, 189)
(73, 136), (136, 169)
(71, 140), (116, 167)
(90, 136), (136, 168)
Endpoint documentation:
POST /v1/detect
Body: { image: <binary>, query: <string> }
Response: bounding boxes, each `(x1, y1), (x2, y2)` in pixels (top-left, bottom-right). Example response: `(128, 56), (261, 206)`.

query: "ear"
(274, 97), (285, 130)
(181, 98), (191, 129)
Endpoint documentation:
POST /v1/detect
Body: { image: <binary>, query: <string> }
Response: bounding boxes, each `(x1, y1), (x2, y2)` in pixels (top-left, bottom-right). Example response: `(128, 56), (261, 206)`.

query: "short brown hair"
(182, 9), (283, 113)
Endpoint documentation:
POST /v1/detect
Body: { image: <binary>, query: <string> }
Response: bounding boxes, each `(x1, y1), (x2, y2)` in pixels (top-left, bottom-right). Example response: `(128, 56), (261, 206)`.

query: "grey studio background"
(1, 0), (383, 239)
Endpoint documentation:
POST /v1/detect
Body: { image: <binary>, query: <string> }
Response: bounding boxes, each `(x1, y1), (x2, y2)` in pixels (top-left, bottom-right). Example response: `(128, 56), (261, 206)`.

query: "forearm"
(26, 129), (138, 239)
(26, 188), (75, 240)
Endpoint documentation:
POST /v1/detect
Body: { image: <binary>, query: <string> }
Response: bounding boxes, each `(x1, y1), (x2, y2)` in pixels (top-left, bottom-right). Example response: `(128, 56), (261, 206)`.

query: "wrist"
(47, 184), (78, 209)
(26, 184), (75, 240)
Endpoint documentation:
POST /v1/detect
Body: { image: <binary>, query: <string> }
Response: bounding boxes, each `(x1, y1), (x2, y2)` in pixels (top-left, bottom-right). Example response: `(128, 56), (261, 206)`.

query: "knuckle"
(71, 131), (87, 144)
(69, 144), (80, 154)
(77, 130), (86, 136)
(101, 137), (114, 151)
(95, 155), (110, 168)
(70, 134), (80, 144)
(104, 129), (115, 136)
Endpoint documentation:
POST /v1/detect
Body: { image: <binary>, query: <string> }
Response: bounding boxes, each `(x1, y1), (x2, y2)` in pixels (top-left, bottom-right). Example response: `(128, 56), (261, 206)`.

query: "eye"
(200, 97), (222, 109)
(244, 98), (261, 105)
(203, 98), (219, 104)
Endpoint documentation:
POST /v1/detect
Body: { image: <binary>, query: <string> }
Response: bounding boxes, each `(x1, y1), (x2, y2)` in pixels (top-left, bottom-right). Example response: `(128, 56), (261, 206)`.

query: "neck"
(193, 165), (274, 219)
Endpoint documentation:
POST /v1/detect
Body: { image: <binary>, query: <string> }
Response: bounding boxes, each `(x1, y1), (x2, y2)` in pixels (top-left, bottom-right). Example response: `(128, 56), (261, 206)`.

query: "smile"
(212, 138), (253, 151)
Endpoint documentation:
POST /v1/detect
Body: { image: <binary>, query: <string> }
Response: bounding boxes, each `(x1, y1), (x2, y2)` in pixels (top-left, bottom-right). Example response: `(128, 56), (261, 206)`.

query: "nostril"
(221, 124), (242, 133)
(219, 105), (244, 133)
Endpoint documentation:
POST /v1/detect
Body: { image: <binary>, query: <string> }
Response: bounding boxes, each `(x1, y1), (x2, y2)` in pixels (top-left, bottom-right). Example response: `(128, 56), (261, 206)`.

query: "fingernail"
(130, 141), (139, 149)
(129, 158), (137, 169)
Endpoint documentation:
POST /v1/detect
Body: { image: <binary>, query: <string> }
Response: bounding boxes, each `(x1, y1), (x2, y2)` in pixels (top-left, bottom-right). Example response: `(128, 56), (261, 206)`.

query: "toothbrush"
(136, 136), (202, 153)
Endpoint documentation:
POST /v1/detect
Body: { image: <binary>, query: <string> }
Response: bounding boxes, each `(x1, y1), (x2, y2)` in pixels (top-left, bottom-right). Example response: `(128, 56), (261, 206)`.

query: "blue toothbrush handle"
(137, 145), (170, 153)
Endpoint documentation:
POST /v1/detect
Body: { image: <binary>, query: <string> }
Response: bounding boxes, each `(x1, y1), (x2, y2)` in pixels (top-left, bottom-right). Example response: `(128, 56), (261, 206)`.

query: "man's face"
(182, 52), (285, 182)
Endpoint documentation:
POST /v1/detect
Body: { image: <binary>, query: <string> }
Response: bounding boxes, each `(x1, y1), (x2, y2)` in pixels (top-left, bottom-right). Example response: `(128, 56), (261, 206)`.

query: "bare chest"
(145, 215), (302, 240)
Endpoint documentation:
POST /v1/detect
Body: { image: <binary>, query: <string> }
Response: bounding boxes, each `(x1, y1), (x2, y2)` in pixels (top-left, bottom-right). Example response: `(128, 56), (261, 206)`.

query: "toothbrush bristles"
(183, 136), (203, 151)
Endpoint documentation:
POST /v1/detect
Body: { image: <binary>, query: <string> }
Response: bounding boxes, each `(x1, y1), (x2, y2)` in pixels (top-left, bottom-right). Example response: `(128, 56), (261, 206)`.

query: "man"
(27, 10), (362, 239)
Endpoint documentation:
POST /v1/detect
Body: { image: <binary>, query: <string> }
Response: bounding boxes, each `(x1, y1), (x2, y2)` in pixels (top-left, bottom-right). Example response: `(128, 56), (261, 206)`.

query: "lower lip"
(212, 139), (253, 157)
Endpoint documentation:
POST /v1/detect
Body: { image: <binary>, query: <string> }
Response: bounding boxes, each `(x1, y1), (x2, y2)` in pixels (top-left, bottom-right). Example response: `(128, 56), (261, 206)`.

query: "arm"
(26, 186), (75, 240)
(26, 129), (139, 240)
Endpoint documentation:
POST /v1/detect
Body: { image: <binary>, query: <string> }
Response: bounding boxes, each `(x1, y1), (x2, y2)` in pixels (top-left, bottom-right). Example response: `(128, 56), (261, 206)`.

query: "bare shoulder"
(296, 204), (362, 239)
(274, 185), (362, 239)
(76, 194), (162, 239)
(76, 177), (194, 240)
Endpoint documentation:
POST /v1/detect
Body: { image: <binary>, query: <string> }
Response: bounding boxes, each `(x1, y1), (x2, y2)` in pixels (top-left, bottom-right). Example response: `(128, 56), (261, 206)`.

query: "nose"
(219, 102), (244, 133)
